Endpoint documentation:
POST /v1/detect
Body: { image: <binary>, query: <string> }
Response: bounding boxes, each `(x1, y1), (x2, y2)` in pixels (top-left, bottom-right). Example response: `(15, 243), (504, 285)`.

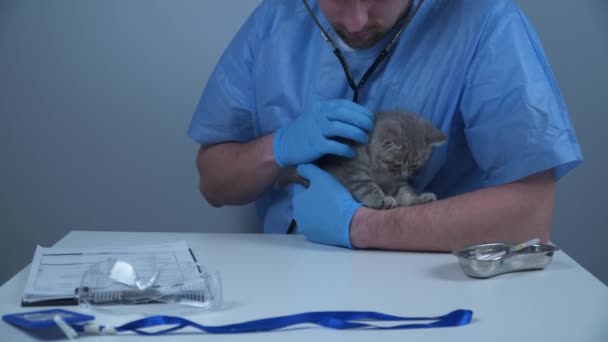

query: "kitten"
(276, 110), (446, 209)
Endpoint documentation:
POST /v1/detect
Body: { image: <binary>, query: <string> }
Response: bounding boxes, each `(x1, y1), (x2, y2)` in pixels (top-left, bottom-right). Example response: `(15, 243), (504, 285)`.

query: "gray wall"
(1, 0), (606, 286)
(0, 0), (262, 284)
(517, 0), (608, 285)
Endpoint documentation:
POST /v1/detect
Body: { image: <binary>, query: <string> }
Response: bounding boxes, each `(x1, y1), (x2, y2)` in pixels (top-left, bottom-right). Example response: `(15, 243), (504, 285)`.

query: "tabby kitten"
(277, 110), (446, 209)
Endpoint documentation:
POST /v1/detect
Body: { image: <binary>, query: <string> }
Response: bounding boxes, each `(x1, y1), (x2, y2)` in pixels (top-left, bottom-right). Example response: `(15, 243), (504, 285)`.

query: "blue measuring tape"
(4, 308), (473, 337)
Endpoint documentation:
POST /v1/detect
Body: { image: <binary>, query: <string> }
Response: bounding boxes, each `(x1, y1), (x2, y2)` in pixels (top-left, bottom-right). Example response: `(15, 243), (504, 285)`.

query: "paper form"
(22, 241), (199, 304)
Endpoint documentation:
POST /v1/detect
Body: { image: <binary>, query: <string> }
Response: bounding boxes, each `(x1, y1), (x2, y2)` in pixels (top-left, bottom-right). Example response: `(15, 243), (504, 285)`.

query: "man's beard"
(335, 28), (386, 49)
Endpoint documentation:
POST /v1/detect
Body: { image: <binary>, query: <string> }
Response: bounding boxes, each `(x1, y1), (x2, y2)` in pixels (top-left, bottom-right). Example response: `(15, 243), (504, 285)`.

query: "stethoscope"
(302, 0), (425, 103)
(287, 0), (425, 234)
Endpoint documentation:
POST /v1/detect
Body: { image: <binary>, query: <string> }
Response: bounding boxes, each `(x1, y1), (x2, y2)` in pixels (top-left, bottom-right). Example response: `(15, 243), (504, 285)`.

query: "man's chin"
(340, 32), (383, 49)
(344, 40), (375, 49)
(342, 38), (377, 49)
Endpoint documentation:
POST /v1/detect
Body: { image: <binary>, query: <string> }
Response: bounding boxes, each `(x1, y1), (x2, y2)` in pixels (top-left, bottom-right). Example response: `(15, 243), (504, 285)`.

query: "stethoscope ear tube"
(301, 0), (425, 103)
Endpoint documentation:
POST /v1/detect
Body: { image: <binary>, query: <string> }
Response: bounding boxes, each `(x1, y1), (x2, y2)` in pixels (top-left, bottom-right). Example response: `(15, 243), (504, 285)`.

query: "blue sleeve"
(459, 1), (582, 186)
(187, 2), (270, 145)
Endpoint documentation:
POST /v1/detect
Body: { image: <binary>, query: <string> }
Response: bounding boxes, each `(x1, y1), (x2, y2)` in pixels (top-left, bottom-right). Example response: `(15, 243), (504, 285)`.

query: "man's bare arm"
(350, 170), (555, 251)
(196, 134), (281, 207)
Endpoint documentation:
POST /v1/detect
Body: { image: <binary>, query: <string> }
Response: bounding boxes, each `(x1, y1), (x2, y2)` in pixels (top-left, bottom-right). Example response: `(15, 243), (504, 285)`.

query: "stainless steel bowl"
(452, 242), (559, 278)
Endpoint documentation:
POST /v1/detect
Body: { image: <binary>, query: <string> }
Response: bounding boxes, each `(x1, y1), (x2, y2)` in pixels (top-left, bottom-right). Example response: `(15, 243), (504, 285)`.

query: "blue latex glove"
(292, 164), (362, 248)
(273, 100), (374, 167)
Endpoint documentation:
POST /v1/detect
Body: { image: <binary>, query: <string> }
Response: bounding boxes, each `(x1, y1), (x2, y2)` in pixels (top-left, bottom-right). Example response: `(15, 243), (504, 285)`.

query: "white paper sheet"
(22, 241), (198, 304)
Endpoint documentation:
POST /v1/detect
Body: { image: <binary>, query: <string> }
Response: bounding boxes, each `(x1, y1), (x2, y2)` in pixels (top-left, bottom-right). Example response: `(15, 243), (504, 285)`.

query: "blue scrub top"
(188, 0), (583, 233)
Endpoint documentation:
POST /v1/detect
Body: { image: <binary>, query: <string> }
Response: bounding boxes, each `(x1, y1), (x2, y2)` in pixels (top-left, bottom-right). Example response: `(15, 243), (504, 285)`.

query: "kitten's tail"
(274, 167), (310, 189)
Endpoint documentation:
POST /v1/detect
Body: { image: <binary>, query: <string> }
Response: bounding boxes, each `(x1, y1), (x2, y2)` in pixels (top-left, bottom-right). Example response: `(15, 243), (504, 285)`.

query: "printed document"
(22, 241), (198, 305)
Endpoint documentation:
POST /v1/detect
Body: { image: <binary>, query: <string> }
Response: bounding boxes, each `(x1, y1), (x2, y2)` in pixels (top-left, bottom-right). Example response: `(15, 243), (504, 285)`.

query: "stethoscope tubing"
(301, 0), (425, 103)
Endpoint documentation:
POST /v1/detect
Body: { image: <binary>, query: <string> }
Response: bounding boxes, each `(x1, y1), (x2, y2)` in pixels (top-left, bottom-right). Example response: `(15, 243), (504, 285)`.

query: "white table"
(1, 231), (607, 341)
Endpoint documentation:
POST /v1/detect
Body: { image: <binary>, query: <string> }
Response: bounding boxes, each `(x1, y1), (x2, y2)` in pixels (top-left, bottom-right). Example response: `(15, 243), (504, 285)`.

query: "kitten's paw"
(381, 196), (399, 209)
(360, 196), (385, 209)
(396, 192), (415, 206)
(414, 192), (436, 204)
(360, 195), (398, 210)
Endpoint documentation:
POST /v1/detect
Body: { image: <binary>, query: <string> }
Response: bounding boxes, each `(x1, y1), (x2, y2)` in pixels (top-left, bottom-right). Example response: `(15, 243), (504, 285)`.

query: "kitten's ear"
(426, 126), (447, 147)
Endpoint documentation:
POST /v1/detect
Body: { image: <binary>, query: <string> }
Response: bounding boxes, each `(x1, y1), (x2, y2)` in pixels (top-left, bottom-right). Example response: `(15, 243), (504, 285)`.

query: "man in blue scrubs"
(188, 0), (582, 251)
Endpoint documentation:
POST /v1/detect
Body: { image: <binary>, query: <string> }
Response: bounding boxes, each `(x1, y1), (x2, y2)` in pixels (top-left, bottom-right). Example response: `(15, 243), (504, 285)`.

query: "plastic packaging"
(76, 258), (222, 313)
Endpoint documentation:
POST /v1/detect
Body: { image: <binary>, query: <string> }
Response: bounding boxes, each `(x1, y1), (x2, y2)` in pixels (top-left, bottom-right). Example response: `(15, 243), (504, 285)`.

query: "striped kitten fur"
(276, 110), (446, 209)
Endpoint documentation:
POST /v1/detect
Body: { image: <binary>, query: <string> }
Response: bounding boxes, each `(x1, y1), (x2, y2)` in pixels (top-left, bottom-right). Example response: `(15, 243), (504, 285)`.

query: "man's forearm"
(196, 134), (281, 207)
(350, 170), (555, 251)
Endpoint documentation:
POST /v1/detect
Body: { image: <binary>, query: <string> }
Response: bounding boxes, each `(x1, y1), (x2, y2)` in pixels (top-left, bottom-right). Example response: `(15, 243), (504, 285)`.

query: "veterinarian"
(188, 0), (582, 251)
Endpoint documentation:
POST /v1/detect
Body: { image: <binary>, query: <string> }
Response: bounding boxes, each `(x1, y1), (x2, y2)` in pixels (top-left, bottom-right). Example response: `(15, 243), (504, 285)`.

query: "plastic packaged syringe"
(76, 258), (222, 311)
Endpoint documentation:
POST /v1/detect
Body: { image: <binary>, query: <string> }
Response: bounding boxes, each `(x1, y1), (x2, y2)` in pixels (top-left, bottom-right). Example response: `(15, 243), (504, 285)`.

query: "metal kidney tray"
(452, 242), (559, 279)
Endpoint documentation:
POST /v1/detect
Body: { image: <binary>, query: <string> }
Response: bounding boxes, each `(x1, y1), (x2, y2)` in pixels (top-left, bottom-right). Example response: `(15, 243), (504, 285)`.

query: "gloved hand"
(273, 100), (374, 167)
(292, 164), (362, 248)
